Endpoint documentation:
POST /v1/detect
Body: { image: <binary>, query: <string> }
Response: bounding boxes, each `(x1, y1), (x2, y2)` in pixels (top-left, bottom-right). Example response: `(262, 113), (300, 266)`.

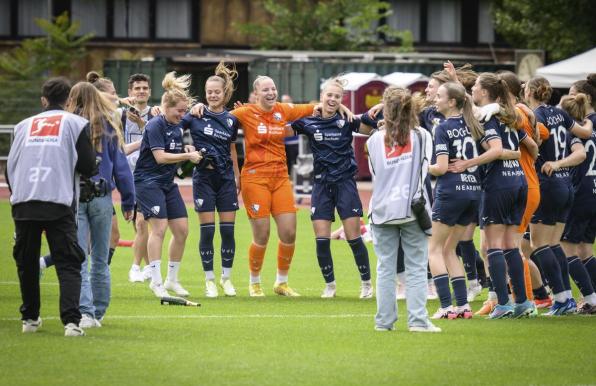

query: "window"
(387, 0), (420, 42)
(478, 0), (494, 43)
(427, 0), (461, 43)
(0, 0), (10, 36)
(113, 0), (150, 38)
(72, 0), (107, 37)
(156, 0), (192, 39)
(18, 0), (49, 36)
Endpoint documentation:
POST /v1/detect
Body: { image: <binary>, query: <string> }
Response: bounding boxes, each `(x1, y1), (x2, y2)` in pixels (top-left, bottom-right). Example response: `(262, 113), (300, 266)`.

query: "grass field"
(0, 200), (594, 385)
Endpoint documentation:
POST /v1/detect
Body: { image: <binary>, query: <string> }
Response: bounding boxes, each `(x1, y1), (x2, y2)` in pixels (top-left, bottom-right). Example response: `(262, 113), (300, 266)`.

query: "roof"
(535, 48), (596, 88)
(382, 72), (430, 87)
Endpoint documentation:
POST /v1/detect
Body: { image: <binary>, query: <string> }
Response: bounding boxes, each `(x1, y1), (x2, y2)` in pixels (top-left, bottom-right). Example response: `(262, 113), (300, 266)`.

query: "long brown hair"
(477, 72), (517, 127)
(526, 76), (552, 104)
(66, 82), (123, 151)
(206, 61), (238, 106)
(442, 82), (484, 140)
(382, 86), (418, 148)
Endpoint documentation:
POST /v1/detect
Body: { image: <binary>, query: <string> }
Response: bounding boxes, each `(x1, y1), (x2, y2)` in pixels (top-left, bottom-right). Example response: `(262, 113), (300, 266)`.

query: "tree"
(0, 11), (93, 80)
(237, 0), (413, 51)
(492, 0), (596, 61)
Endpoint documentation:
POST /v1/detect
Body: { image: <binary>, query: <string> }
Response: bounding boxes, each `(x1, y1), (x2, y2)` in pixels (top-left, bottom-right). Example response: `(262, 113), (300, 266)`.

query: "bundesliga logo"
(27, 115), (62, 145)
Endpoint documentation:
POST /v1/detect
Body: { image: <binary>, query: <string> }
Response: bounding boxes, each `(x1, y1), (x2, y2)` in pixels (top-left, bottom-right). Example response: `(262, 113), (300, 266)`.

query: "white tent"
(382, 72), (430, 87)
(535, 48), (596, 88)
(331, 72), (385, 91)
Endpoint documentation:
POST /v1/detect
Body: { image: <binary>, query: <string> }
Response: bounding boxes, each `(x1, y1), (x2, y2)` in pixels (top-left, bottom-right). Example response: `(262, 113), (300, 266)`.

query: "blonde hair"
(321, 77), (348, 93)
(441, 82), (485, 140)
(560, 93), (590, 121)
(526, 76), (552, 104)
(161, 71), (195, 108)
(252, 75), (274, 91)
(66, 82), (123, 151)
(382, 86), (418, 148)
(206, 61), (238, 105)
(477, 72), (517, 127)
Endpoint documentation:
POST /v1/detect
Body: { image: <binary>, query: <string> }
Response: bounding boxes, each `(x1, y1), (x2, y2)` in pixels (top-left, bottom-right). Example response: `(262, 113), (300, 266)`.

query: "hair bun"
(86, 71), (101, 84)
(587, 73), (596, 87)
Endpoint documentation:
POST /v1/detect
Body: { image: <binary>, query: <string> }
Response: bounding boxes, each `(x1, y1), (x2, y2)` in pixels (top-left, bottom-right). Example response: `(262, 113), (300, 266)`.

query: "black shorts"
(480, 185), (527, 228)
(311, 178), (363, 222)
(532, 181), (573, 225)
(136, 182), (187, 220)
(192, 169), (239, 213)
(432, 197), (478, 226)
(562, 196), (596, 244)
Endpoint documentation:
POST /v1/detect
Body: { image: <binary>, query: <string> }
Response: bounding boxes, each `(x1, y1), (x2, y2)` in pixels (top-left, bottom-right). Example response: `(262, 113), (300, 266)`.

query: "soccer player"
(180, 62), (241, 298)
(451, 73), (535, 319)
(134, 72), (202, 298)
(191, 76), (341, 296)
(291, 78), (374, 299)
(524, 76), (591, 315)
(428, 81), (482, 319)
(123, 73), (156, 283)
(558, 90), (596, 314)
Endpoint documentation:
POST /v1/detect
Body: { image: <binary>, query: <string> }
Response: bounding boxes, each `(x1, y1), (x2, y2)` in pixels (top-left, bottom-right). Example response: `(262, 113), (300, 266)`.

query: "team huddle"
(7, 58), (596, 335)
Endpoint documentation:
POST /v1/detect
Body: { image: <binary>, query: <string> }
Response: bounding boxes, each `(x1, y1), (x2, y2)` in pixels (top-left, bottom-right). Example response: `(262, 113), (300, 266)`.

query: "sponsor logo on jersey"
(273, 112), (282, 121)
(314, 130), (323, 141)
(169, 140), (176, 150)
(27, 115), (62, 145)
(204, 125), (213, 135)
(151, 206), (160, 215)
(257, 123), (267, 134)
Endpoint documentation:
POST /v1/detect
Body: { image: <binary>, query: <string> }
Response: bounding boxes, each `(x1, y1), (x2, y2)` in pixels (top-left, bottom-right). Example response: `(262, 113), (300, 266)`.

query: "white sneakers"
(321, 283), (337, 298)
(128, 266), (144, 283)
(205, 280), (218, 298)
(164, 280), (190, 297)
(219, 278), (237, 297)
(360, 280), (374, 299)
(409, 322), (442, 333)
(64, 323), (85, 337)
(22, 317), (42, 333)
(142, 266), (152, 281)
(79, 313), (102, 328)
(467, 281), (483, 302)
(149, 282), (170, 298)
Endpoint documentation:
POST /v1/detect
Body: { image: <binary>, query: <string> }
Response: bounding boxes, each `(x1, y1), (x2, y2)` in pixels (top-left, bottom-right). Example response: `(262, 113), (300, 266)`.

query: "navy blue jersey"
(571, 112), (596, 199)
(534, 105), (580, 184)
(478, 117), (526, 191)
(419, 106), (445, 134)
(433, 116), (481, 200)
(360, 110), (381, 129)
(134, 115), (184, 186)
(180, 109), (238, 177)
(292, 114), (361, 183)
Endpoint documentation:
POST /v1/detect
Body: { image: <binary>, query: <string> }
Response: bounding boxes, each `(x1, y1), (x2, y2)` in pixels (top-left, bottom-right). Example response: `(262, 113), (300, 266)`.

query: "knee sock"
(530, 245), (566, 301)
(348, 237), (371, 281)
(523, 257), (534, 300)
(249, 242), (267, 281)
(551, 244), (571, 293)
(316, 238), (334, 283)
(397, 242), (405, 274)
(504, 249), (527, 304)
(476, 252), (488, 286)
(458, 240), (478, 281)
(529, 251), (548, 286)
(533, 285), (549, 300)
(567, 256), (595, 297)
(219, 222), (235, 278)
(108, 247), (115, 265)
(277, 241), (295, 277)
(582, 256), (596, 289)
(487, 249), (509, 306)
(450, 276), (467, 307)
(433, 274), (452, 309)
(199, 223), (216, 276)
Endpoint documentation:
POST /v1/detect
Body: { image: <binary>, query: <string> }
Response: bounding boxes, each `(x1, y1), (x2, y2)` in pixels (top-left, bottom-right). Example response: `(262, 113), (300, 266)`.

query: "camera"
(79, 156), (109, 202)
(197, 147), (215, 170)
(411, 196), (431, 232)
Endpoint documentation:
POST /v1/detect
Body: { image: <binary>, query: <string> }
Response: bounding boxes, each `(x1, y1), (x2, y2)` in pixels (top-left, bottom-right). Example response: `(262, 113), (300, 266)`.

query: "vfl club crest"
(273, 112), (282, 121)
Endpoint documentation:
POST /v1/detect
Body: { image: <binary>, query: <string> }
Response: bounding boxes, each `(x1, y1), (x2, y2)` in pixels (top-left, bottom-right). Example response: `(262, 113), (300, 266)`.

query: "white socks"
(222, 267), (232, 279)
(149, 260), (162, 285)
(166, 261), (180, 283)
(276, 272), (288, 284)
(205, 270), (215, 281)
(250, 274), (261, 284)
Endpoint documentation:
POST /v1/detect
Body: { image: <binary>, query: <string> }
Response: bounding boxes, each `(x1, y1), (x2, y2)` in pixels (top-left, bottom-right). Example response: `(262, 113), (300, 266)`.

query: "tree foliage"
(492, 0), (596, 61)
(237, 0), (413, 51)
(0, 12), (93, 80)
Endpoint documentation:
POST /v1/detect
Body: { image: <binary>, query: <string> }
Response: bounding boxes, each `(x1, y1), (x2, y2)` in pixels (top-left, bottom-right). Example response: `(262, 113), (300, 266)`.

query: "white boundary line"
(0, 314), (371, 321)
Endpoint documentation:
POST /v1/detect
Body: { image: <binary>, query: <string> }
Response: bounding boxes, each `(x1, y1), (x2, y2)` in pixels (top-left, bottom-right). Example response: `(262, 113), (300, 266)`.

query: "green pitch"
(0, 201), (594, 385)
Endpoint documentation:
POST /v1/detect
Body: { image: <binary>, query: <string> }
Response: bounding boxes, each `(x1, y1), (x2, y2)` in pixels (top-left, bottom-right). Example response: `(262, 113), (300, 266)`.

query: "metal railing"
(0, 125), (14, 162)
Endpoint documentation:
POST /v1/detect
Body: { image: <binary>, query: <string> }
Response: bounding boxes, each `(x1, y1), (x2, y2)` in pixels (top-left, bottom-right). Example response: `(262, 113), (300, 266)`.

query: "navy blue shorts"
(136, 182), (187, 220)
(192, 169), (239, 213)
(561, 197), (596, 244)
(531, 181), (573, 225)
(432, 197), (478, 226)
(479, 185), (527, 228)
(311, 178), (363, 221)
